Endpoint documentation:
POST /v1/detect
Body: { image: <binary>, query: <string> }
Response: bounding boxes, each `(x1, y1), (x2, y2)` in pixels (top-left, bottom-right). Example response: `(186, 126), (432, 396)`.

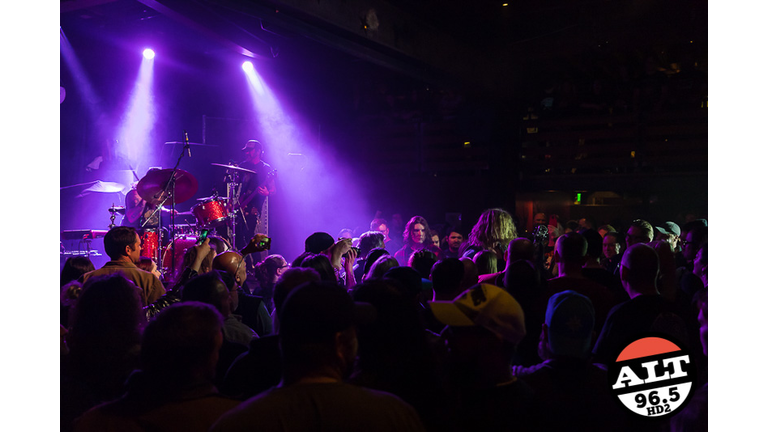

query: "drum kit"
(99, 162), (259, 284)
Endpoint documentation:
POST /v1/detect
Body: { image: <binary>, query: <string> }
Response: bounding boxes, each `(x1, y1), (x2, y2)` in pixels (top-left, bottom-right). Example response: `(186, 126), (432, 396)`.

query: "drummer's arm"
(125, 191), (144, 223)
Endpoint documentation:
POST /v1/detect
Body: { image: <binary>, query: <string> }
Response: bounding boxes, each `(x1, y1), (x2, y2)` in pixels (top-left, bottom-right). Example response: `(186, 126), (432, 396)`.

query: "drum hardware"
(137, 168), (198, 206)
(135, 138), (200, 278)
(210, 162), (256, 174)
(107, 205), (126, 229)
(211, 163), (248, 251)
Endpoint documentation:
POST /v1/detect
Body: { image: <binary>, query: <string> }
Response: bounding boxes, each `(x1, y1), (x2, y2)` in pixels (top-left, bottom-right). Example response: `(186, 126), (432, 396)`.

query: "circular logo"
(608, 334), (696, 419)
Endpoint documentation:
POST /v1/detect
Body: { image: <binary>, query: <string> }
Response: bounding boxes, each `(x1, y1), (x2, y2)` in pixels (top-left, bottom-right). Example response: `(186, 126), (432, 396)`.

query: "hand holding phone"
(196, 229), (210, 245)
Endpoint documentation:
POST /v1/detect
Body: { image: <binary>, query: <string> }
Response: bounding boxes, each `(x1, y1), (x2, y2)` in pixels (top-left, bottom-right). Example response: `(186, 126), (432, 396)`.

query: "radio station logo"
(608, 334), (696, 419)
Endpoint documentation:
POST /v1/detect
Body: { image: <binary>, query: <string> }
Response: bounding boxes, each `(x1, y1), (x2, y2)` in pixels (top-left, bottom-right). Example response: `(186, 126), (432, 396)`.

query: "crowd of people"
(60, 208), (708, 431)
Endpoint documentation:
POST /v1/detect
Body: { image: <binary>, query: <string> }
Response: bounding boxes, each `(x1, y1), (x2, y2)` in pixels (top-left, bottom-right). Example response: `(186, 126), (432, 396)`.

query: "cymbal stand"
(224, 169), (240, 249)
(145, 143), (187, 279)
(108, 205), (119, 229)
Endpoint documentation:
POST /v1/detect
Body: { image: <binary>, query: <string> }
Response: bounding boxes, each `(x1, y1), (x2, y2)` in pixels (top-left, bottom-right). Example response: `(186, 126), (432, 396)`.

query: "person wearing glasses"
(212, 235), (274, 337)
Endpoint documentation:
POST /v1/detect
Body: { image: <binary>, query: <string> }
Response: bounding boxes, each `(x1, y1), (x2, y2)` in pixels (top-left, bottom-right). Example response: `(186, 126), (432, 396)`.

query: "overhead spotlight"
(242, 61), (254, 72)
(143, 48), (155, 60)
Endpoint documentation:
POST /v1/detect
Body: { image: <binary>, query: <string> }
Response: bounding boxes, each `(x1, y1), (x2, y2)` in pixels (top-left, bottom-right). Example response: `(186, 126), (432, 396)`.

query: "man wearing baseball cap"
(430, 283), (539, 431)
(655, 221), (682, 252)
(513, 291), (628, 431)
(235, 139), (276, 268)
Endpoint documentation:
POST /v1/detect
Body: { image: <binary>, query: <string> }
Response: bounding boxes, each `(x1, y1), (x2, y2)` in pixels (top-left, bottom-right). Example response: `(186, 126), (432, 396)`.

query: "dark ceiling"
(61, 0), (708, 97)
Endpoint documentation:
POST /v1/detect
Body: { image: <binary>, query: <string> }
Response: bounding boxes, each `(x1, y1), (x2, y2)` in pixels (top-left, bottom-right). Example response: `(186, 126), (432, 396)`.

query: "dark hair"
(215, 270), (237, 292)
(274, 267), (322, 316)
(557, 232), (588, 263)
(300, 254), (336, 283)
(182, 246), (215, 276)
(256, 254), (286, 287)
(358, 231), (385, 258)
(279, 282), (357, 378)
(681, 219), (707, 236)
(60, 256), (95, 287)
(408, 249), (437, 279)
(362, 248), (389, 278)
(140, 302), (223, 384)
(370, 218), (388, 231)
(402, 215), (431, 246)
(181, 272), (228, 315)
(581, 229), (604, 259)
(431, 258), (464, 295)
(68, 274), (144, 383)
(565, 220), (580, 233)
(206, 235), (230, 255)
(291, 251), (312, 268)
(104, 226), (138, 260)
(351, 279), (431, 375)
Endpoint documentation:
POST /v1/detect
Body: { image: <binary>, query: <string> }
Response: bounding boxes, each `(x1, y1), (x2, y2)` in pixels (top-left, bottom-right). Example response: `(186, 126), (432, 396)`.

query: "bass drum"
(161, 236), (198, 286)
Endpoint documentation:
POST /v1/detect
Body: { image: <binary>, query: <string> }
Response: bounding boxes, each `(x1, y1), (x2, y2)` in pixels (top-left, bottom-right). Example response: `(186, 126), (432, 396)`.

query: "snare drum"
(139, 229), (160, 259)
(191, 198), (228, 228)
(161, 236), (198, 285)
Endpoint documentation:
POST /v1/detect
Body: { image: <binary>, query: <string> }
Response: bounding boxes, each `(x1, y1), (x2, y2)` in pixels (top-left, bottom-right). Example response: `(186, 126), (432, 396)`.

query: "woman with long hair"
(459, 208), (517, 262)
(254, 254), (288, 312)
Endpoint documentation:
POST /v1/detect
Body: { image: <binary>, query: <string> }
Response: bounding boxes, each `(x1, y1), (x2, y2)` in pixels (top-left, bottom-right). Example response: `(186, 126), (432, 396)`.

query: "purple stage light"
(242, 61), (254, 72)
(143, 48), (155, 59)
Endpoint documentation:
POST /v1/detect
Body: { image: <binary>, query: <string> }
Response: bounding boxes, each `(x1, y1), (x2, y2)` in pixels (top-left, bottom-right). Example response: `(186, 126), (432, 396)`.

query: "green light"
(576, 193), (582, 202)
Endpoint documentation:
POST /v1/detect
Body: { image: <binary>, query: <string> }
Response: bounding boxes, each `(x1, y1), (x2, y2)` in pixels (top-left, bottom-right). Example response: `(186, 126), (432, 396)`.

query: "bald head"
(213, 251), (246, 287)
(620, 244), (660, 295)
(508, 237), (534, 262)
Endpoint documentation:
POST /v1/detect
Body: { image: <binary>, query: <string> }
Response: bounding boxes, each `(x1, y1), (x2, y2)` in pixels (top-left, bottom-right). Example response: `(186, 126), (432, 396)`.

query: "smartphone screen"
(196, 229), (210, 245)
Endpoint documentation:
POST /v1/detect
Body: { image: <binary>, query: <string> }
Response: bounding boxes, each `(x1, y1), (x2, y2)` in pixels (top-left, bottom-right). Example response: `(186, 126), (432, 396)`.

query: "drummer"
(123, 184), (177, 229)
(123, 168), (178, 230)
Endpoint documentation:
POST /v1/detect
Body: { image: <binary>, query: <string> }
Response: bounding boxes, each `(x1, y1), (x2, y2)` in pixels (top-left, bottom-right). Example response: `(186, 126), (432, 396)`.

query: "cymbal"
(137, 168), (199, 206)
(211, 162), (256, 174)
(108, 206), (126, 215)
(164, 141), (214, 146)
(196, 196), (229, 201)
(76, 180), (127, 197)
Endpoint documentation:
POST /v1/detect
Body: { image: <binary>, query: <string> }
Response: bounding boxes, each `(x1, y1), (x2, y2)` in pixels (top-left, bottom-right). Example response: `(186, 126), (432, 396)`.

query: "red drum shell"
(191, 198), (228, 228)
